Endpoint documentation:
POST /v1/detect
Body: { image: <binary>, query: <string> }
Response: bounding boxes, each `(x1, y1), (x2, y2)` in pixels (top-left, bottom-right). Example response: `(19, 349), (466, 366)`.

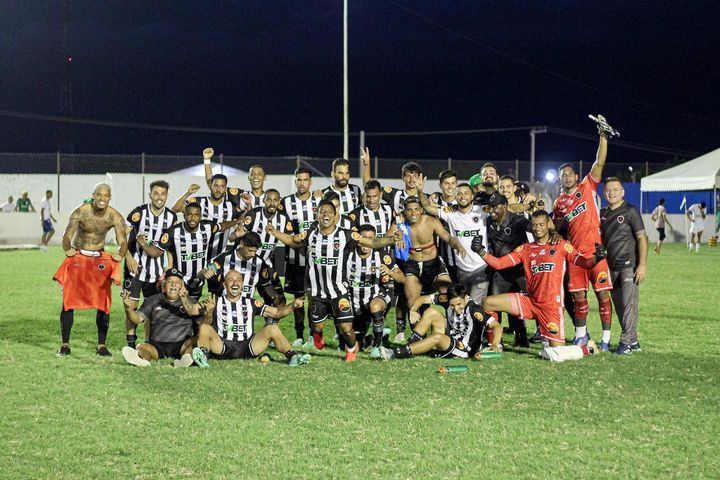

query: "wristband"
(203, 158), (211, 165)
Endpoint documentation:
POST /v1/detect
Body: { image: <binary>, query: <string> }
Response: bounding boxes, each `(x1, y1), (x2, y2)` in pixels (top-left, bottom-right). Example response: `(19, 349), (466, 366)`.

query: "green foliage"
(1, 245), (718, 479)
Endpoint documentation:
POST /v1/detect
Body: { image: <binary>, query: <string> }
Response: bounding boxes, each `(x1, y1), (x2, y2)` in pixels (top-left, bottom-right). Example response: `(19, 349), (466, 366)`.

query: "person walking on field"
(650, 198), (672, 254)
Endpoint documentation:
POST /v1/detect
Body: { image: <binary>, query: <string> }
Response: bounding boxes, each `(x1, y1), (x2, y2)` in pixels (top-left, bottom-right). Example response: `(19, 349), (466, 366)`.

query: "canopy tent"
(167, 162), (246, 177)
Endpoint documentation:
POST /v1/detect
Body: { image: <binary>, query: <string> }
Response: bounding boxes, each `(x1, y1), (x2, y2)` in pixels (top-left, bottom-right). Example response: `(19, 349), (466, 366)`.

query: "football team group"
(53, 115), (649, 368)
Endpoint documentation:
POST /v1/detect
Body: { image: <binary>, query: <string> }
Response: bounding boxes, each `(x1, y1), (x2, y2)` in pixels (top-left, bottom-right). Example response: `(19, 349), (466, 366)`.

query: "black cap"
(486, 193), (508, 207)
(514, 181), (530, 195)
(164, 268), (185, 282)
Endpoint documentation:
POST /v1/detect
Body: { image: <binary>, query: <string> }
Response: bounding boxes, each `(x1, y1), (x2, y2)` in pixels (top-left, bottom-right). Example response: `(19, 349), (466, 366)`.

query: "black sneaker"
(56, 345), (71, 356)
(96, 346), (112, 357)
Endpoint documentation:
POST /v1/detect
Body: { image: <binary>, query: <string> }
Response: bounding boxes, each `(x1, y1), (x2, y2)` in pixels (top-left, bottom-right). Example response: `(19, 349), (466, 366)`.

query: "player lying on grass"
(380, 283), (502, 361)
(121, 269), (211, 367)
(190, 270), (311, 367)
(473, 210), (602, 361)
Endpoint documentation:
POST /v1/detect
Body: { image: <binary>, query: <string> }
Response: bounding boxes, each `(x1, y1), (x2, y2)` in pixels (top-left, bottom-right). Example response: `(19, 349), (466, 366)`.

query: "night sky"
(1, 1), (718, 170)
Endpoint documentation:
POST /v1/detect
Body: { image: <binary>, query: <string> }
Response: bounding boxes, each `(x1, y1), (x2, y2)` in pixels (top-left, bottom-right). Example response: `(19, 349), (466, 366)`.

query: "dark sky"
(1, 0), (718, 169)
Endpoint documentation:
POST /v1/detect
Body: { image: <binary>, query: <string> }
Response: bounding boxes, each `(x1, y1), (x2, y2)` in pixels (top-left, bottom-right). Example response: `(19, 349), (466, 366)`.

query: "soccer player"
(498, 175), (536, 214)
(191, 270), (311, 367)
(15, 190), (36, 212)
(39, 190), (57, 251)
(348, 224), (405, 358)
(417, 178), (490, 304)
(323, 157), (362, 214)
(282, 167), (318, 346)
(473, 210), (605, 360)
(431, 169), (460, 284)
(200, 147), (263, 208)
(380, 283), (502, 361)
(54, 183), (128, 357)
(686, 201), (706, 252)
(121, 268), (209, 367)
(122, 180), (177, 348)
(150, 202), (222, 299)
(470, 162), (499, 205)
(322, 190), (354, 229)
(348, 180), (396, 236)
(650, 198), (673, 254)
(238, 189), (292, 308)
(267, 199), (401, 362)
(398, 196), (466, 328)
(552, 126), (613, 347)
(600, 178), (647, 354)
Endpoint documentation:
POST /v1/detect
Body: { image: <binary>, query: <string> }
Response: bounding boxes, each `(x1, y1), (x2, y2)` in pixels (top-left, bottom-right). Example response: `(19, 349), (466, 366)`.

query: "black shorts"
(436, 336), (470, 359)
(311, 295), (354, 325)
(283, 263), (306, 296)
(123, 272), (161, 301)
(402, 257), (449, 293)
(657, 228), (666, 241)
(352, 292), (391, 332)
(211, 337), (257, 360)
(148, 340), (185, 359)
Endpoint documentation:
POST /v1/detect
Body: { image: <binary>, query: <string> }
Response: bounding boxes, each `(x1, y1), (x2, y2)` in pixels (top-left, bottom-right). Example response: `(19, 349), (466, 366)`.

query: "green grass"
(1, 244), (718, 479)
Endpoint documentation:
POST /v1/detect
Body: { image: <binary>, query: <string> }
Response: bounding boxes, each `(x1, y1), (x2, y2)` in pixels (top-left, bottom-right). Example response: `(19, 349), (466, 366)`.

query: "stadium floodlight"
(545, 170), (557, 182)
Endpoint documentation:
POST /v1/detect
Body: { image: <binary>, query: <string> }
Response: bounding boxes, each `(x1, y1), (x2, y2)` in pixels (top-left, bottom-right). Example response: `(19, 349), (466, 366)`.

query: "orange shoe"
(313, 332), (325, 350)
(345, 349), (357, 363)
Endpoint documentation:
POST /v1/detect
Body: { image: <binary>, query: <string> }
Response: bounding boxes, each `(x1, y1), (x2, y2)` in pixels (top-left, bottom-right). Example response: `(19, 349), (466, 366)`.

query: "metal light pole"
(529, 126), (547, 182)
(342, 0), (349, 159)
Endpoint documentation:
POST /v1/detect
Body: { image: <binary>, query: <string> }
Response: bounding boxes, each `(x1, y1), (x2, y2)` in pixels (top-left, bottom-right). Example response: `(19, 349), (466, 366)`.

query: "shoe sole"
(122, 346), (150, 367)
(191, 348), (209, 368)
(173, 353), (194, 368)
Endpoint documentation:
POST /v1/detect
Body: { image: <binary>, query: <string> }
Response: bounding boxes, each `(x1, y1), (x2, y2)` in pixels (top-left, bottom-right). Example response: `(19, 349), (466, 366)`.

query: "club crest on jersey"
(98, 264), (106, 271)
(285, 223), (293, 232)
(575, 192), (582, 199)
(617, 215), (625, 224)
(229, 188), (239, 195)
(597, 271), (608, 284)
(563, 243), (574, 253)
(473, 311), (483, 321)
(338, 298), (351, 312)
(351, 231), (361, 241)
(383, 255), (392, 265)
(244, 216), (252, 225)
(131, 212), (141, 222)
(254, 299), (263, 308)
(333, 241), (341, 251)
(549, 248), (556, 256)
(472, 216), (479, 223)
(514, 245), (524, 252)
(384, 186), (393, 193)
(547, 322), (559, 335)
(160, 233), (169, 244)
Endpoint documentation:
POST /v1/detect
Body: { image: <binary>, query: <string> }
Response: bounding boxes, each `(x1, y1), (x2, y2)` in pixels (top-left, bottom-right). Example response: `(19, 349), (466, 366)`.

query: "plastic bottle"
(438, 365), (468, 374)
(474, 351), (502, 360)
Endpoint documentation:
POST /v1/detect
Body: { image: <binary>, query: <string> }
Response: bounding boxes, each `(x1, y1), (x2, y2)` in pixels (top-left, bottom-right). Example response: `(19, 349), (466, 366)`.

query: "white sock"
(689, 242), (694, 250)
(696, 243), (700, 251)
(601, 330), (611, 344)
(575, 326), (587, 338)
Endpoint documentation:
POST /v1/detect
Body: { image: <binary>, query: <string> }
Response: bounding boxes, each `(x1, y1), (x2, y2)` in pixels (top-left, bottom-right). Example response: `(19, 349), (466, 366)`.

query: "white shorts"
(690, 221), (704, 234)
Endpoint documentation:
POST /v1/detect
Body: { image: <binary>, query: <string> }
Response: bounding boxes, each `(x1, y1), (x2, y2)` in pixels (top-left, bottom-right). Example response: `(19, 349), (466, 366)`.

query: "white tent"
(640, 147), (720, 192)
(168, 162), (247, 177)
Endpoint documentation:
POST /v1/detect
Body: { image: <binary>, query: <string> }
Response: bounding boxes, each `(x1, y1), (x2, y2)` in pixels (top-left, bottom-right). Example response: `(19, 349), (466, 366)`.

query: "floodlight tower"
(529, 126), (547, 182)
(60, 0), (74, 153)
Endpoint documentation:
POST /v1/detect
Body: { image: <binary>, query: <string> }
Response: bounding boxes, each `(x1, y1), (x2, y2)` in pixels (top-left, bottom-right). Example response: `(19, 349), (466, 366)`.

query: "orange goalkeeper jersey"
(53, 251), (122, 313)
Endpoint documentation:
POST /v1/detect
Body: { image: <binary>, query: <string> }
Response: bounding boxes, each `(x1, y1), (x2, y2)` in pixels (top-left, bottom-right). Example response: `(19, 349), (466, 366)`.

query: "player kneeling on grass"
(380, 283), (502, 360)
(121, 269), (210, 367)
(472, 210), (601, 362)
(190, 270), (311, 367)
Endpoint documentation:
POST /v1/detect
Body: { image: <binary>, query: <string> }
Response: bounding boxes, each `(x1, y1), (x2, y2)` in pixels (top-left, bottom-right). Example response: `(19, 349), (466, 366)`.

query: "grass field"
(1, 244), (718, 479)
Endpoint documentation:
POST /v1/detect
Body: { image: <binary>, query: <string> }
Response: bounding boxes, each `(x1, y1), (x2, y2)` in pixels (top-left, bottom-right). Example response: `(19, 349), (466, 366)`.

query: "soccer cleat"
(379, 346), (396, 361)
(289, 353), (311, 367)
(529, 329), (544, 344)
(599, 341), (611, 353)
(96, 346), (112, 357)
(629, 341), (641, 352)
(122, 346), (150, 367)
(302, 336), (315, 350)
(345, 349), (357, 363)
(573, 333), (590, 347)
(369, 346), (382, 359)
(393, 332), (406, 344)
(173, 353), (194, 368)
(586, 339), (599, 355)
(192, 347), (210, 368)
(312, 333), (325, 350)
(56, 345), (71, 357)
(614, 343), (633, 355)
(292, 338), (304, 348)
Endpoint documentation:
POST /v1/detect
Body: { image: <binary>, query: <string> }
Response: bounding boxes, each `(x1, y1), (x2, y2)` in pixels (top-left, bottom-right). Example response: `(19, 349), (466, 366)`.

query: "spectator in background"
(686, 201), (706, 252)
(40, 190), (57, 251)
(650, 198), (673, 254)
(1, 195), (14, 212)
(15, 191), (35, 212)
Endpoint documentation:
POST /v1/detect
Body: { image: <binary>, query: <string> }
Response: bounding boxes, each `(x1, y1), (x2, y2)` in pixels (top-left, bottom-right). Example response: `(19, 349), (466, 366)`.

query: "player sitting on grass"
(472, 210), (602, 361)
(380, 283), (502, 361)
(121, 269), (211, 367)
(190, 270), (311, 367)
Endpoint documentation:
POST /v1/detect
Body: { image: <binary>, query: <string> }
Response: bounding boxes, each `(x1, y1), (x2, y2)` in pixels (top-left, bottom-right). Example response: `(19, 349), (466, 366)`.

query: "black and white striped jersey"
(382, 186), (417, 214)
(323, 184), (361, 214)
(302, 226), (361, 299)
(210, 248), (272, 298)
(213, 295), (267, 342)
(348, 204), (395, 236)
(240, 190), (266, 210)
(242, 207), (293, 267)
(126, 204), (177, 282)
(282, 193), (318, 267)
(348, 249), (395, 310)
(157, 221), (219, 284)
(433, 193), (459, 268)
(438, 297), (486, 353)
(186, 195), (241, 260)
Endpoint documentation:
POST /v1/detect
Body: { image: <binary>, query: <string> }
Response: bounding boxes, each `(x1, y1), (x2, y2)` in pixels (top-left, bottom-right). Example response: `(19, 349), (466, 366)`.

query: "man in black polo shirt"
(600, 177), (647, 355)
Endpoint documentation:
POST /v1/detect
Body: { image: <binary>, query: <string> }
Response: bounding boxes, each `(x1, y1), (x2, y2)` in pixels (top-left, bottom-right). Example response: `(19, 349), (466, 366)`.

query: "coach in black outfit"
(600, 177), (647, 355)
